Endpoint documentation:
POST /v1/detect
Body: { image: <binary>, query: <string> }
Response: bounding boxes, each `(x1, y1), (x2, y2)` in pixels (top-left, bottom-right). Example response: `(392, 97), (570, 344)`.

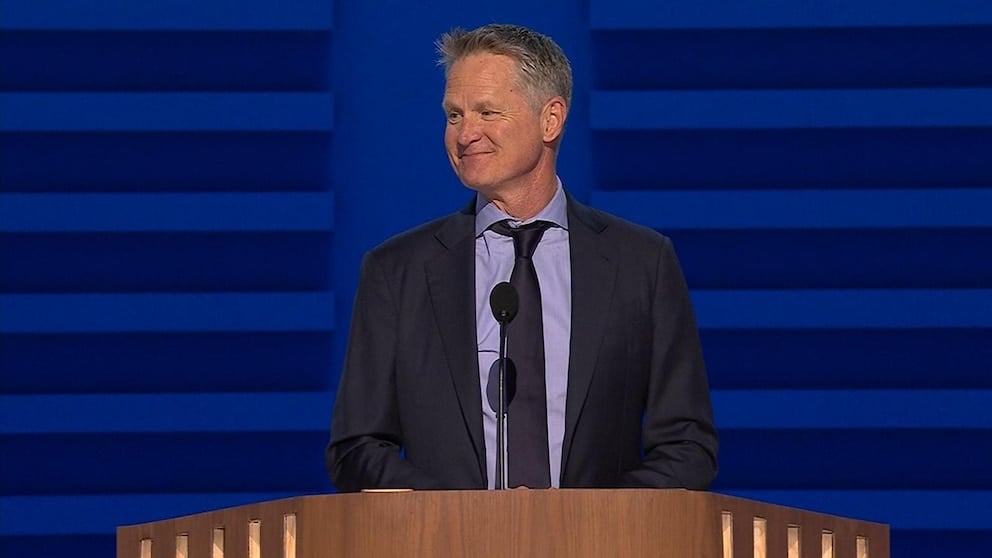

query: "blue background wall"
(1, 1), (991, 556)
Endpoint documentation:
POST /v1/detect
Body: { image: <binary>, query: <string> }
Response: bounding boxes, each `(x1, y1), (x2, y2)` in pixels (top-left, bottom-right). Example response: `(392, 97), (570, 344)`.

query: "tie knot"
(490, 220), (553, 259)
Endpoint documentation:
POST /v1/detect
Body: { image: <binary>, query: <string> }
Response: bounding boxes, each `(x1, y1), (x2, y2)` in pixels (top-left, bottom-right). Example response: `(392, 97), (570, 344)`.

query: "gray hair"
(436, 23), (573, 109)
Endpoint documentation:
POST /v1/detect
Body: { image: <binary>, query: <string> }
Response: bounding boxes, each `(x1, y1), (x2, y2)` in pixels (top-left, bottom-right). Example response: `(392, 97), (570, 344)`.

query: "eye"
(446, 112), (462, 124)
(480, 110), (499, 119)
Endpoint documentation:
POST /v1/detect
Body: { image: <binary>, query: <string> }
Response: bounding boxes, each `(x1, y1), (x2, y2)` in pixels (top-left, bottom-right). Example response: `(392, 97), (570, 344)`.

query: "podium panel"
(117, 489), (888, 558)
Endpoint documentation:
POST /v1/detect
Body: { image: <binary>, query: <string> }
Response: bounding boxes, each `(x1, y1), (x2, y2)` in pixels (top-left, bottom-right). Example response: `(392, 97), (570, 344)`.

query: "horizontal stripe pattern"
(0, 0), (333, 31)
(0, 193), (335, 232)
(590, 0), (992, 29)
(0, 93), (334, 132)
(0, 292), (335, 333)
(588, 3), (992, 554)
(591, 189), (992, 229)
(591, 89), (992, 130)
(2, 390), (989, 434)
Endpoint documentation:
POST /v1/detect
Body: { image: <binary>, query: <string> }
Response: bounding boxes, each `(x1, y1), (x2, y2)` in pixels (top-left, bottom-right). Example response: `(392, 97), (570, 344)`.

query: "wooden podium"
(117, 489), (888, 558)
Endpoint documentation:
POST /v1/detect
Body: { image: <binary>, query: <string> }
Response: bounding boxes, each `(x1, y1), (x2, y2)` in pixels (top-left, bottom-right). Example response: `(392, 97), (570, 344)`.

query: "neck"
(490, 180), (556, 220)
(485, 156), (559, 220)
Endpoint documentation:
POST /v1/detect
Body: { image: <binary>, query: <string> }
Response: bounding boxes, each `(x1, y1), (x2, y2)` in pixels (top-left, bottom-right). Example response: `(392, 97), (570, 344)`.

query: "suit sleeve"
(619, 236), (719, 489)
(325, 252), (444, 492)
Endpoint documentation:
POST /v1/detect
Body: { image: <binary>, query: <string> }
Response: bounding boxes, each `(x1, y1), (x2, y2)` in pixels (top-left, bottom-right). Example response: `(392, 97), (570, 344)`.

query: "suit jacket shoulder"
(568, 195), (676, 262)
(366, 202), (476, 270)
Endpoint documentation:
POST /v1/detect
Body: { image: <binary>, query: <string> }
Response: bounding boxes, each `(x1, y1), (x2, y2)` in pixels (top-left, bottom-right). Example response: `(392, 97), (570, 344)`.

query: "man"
(326, 24), (718, 491)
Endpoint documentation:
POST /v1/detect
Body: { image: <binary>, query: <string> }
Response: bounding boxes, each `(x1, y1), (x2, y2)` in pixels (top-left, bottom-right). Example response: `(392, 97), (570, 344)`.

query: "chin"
(460, 182), (490, 196)
(457, 173), (494, 192)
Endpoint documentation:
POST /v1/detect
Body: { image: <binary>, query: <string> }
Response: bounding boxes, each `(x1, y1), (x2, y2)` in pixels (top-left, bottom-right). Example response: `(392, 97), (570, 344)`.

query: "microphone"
(489, 281), (518, 324)
(488, 282), (518, 412)
(488, 281), (518, 490)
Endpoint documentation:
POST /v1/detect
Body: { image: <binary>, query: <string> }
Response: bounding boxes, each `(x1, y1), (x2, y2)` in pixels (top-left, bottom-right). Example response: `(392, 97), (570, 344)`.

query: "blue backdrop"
(1, 1), (991, 556)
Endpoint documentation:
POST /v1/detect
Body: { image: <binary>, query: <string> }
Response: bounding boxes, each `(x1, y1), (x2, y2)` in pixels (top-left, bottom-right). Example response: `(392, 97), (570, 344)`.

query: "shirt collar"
(474, 178), (569, 237)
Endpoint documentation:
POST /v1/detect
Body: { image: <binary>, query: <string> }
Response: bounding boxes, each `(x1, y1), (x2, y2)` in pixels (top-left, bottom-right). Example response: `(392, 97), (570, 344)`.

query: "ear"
(541, 96), (568, 143)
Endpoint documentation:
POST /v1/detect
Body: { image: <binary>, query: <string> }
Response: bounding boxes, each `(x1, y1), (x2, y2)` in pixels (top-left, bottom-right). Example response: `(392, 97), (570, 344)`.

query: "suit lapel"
(421, 196), (617, 482)
(425, 205), (487, 482)
(562, 198), (617, 473)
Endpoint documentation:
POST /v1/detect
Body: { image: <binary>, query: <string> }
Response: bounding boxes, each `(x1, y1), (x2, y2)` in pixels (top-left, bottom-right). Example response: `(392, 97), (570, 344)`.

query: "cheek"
(511, 127), (544, 157)
(444, 127), (458, 151)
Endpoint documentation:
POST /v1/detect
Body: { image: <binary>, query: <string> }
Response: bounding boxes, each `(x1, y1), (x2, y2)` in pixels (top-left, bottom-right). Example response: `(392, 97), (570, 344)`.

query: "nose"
(456, 114), (483, 146)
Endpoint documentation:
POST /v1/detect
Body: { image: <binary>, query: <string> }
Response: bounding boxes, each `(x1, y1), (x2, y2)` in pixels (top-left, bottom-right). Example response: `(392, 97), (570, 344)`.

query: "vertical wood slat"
(822, 531), (835, 558)
(754, 517), (768, 558)
(248, 520), (261, 558)
(176, 534), (188, 558)
(788, 526), (801, 558)
(857, 536), (869, 558)
(284, 514), (297, 558)
(211, 528), (224, 558)
(722, 512), (734, 558)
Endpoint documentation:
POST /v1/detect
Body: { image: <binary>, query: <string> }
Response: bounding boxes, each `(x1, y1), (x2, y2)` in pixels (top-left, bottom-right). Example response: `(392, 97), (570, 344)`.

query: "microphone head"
(489, 281), (519, 324)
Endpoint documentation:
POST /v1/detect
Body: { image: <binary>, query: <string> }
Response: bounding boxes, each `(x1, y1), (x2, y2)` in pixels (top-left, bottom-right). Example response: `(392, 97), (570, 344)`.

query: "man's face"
(442, 53), (547, 197)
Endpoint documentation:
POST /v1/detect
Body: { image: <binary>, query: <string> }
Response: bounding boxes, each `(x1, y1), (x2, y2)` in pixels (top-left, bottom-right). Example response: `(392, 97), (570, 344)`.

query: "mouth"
(459, 151), (493, 159)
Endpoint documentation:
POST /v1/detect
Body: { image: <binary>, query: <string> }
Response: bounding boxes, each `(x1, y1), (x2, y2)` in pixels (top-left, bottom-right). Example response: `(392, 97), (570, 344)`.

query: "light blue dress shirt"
(474, 181), (571, 488)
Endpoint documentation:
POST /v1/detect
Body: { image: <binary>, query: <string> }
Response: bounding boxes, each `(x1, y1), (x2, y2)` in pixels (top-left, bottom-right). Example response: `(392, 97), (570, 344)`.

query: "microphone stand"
(489, 280), (517, 490)
(496, 318), (508, 490)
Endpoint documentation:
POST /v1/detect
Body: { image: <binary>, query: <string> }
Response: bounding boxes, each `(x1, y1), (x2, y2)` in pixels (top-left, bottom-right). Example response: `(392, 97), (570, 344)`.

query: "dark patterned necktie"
(490, 219), (553, 488)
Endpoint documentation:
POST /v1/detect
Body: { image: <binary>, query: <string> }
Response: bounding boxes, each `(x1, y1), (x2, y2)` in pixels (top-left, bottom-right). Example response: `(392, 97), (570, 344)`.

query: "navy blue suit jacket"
(326, 194), (718, 491)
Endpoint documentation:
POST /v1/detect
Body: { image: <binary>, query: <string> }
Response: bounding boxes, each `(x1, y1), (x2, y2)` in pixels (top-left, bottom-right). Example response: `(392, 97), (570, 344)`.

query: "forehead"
(443, 53), (521, 97)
